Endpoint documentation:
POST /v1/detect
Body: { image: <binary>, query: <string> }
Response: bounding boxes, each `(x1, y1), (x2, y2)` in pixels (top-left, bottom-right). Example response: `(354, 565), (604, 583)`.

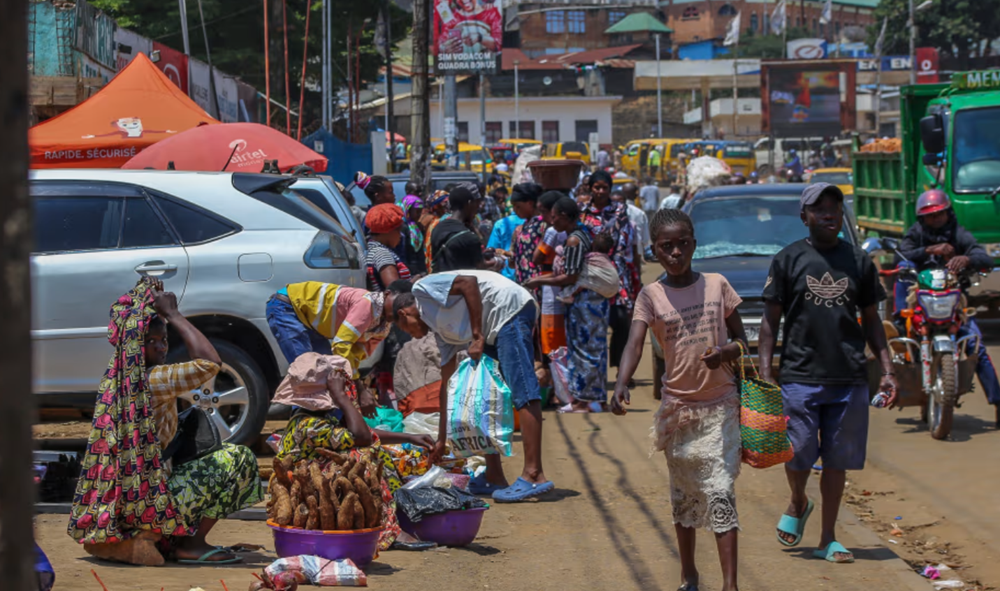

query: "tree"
(91, 0), (411, 129)
(869, 0), (1000, 68)
(737, 27), (815, 59)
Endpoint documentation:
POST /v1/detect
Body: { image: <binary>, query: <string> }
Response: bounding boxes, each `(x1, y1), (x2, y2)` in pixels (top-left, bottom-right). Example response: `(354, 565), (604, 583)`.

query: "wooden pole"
(410, 0), (431, 188)
(283, 0), (291, 135)
(0, 0), (36, 588)
(297, 0), (312, 141)
(264, 0), (271, 126)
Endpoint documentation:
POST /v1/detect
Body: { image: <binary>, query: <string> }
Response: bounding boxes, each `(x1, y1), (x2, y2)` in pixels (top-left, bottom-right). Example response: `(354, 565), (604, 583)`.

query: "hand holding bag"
(162, 407), (223, 466)
(737, 343), (794, 469)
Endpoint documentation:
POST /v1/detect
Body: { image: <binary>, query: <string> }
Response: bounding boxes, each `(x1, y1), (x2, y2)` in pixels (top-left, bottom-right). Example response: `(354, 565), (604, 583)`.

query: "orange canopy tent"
(30, 53), (219, 169)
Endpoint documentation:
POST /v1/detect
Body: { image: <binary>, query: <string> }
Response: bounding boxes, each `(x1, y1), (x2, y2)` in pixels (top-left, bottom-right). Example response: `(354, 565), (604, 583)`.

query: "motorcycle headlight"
(918, 292), (960, 321)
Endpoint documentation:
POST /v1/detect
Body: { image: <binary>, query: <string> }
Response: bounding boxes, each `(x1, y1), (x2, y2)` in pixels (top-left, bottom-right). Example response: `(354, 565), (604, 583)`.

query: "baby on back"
(558, 232), (619, 303)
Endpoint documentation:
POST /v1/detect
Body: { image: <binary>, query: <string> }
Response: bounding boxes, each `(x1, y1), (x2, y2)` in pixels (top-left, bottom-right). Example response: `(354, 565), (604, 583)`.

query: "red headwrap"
(365, 203), (404, 234)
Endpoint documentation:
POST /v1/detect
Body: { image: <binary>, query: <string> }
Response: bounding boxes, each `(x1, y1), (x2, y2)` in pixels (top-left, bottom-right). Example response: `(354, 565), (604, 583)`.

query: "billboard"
(433, 0), (501, 74)
(786, 38), (828, 60)
(153, 42), (188, 93)
(761, 61), (856, 138)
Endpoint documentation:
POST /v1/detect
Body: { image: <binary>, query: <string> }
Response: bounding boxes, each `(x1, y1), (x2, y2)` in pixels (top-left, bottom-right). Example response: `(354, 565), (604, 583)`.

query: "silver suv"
(30, 169), (366, 445)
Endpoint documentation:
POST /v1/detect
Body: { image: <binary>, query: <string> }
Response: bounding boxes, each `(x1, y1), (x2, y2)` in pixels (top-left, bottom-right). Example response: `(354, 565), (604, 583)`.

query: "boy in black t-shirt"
(759, 183), (898, 564)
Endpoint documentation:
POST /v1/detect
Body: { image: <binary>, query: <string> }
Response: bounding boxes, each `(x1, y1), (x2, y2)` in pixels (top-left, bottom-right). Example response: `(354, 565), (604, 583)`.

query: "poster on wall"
(786, 38), (828, 60)
(433, 0), (501, 74)
(189, 58), (239, 122)
(763, 63), (854, 138)
(152, 42), (188, 93)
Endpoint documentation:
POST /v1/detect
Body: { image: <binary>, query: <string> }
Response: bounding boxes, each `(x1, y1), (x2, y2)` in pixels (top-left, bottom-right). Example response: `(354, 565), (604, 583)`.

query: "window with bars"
(750, 12), (758, 32)
(546, 11), (565, 34)
(567, 10), (586, 34)
(457, 122), (469, 143)
(608, 10), (625, 25)
(485, 121), (502, 144)
(542, 121), (559, 143)
(509, 120), (535, 140)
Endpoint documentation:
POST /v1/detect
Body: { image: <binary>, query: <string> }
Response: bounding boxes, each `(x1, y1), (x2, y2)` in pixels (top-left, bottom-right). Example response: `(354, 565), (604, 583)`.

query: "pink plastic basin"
(267, 521), (382, 568)
(397, 507), (487, 547)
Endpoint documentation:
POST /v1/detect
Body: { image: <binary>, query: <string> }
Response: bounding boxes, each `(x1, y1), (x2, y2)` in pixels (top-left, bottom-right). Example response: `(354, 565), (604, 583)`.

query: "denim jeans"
(959, 318), (1000, 406)
(893, 260), (917, 314)
(266, 296), (331, 364)
(484, 304), (542, 410)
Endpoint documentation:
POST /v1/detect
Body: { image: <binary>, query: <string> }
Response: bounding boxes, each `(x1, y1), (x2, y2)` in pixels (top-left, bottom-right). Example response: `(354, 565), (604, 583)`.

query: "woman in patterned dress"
(510, 183), (547, 288)
(68, 279), (261, 565)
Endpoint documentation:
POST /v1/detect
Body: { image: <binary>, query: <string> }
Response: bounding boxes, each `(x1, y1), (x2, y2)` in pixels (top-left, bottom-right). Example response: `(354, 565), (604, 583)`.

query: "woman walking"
(510, 183), (547, 286)
(525, 197), (609, 412)
(533, 191), (569, 356)
(612, 209), (747, 591)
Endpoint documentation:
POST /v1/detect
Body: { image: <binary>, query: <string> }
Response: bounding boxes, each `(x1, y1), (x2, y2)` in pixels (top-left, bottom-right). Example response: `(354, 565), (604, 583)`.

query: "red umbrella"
(122, 122), (327, 173)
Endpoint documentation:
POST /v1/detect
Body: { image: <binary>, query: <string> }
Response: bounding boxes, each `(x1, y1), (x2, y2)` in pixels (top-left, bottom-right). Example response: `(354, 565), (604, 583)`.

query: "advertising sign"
(916, 47), (940, 84)
(761, 61), (856, 138)
(786, 38), (828, 60)
(858, 56), (912, 72)
(152, 42), (188, 93)
(76, 1), (116, 69)
(189, 59), (239, 122)
(433, 0), (502, 74)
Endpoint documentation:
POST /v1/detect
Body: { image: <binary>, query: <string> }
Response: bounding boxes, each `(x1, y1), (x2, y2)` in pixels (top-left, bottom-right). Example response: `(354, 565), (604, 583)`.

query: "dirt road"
(35, 349), (932, 591)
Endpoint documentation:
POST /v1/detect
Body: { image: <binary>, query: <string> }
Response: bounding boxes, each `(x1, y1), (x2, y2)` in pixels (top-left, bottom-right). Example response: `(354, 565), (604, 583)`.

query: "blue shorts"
(782, 382), (869, 471)
(266, 296), (331, 364)
(484, 304), (542, 410)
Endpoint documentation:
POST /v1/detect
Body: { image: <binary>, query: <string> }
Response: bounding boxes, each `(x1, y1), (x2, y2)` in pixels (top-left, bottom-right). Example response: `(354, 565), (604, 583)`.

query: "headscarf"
(428, 190), (450, 209)
(354, 171), (372, 190)
(271, 353), (354, 411)
(68, 278), (191, 545)
(365, 203), (404, 234)
(400, 195), (425, 252)
(588, 169), (614, 188)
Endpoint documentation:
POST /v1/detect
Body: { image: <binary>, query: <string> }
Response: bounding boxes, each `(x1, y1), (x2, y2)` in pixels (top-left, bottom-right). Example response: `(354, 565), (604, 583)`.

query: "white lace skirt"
(654, 394), (741, 533)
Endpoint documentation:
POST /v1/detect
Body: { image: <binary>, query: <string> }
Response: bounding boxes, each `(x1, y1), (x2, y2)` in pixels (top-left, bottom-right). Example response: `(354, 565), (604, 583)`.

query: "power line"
(155, 4), (260, 41)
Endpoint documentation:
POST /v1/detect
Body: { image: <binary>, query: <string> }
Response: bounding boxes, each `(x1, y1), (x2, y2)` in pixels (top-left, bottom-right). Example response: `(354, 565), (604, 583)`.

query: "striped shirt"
(365, 240), (411, 292)
(563, 227), (593, 277)
(284, 282), (389, 376)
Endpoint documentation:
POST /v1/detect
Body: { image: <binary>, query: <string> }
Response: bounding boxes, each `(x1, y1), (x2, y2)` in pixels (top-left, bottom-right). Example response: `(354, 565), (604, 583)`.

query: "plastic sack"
(263, 555), (367, 587)
(686, 156), (731, 194)
(558, 252), (620, 302)
(402, 465), (446, 490)
(364, 407), (404, 433)
(394, 486), (488, 523)
(446, 356), (514, 458)
(403, 412), (440, 436)
(35, 543), (54, 591)
(549, 347), (572, 405)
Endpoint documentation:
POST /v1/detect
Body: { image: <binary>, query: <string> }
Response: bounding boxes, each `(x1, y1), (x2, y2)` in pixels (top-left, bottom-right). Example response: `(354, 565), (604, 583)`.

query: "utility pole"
(410, 0), (431, 188)
(655, 33), (662, 137)
(908, 0), (917, 85)
(0, 0), (37, 589)
(383, 2), (396, 172)
(444, 75), (457, 167)
(479, 73), (487, 183)
(514, 59), (520, 140)
(196, 0), (221, 119)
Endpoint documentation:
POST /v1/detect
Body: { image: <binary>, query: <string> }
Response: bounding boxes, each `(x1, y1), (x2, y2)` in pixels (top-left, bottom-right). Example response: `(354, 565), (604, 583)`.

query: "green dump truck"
(853, 70), (1000, 311)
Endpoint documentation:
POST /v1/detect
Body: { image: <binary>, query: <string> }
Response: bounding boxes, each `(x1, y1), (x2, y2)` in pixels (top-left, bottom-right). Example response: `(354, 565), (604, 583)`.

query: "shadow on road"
(895, 414), (998, 442)
(781, 544), (899, 562)
(553, 413), (667, 591)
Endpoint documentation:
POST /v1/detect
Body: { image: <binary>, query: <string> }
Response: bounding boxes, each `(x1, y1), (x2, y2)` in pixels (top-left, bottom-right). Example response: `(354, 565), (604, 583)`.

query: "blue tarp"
(302, 127), (372, 186)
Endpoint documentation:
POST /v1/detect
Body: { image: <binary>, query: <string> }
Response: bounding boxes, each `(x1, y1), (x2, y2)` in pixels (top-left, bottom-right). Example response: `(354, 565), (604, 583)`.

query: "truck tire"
(167, 339), (269, 447)
(928, 353), (955, 440)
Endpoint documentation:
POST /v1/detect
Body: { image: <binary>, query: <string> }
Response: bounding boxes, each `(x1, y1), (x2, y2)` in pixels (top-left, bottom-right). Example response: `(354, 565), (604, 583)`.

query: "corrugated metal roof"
(604, 12), (673, 34)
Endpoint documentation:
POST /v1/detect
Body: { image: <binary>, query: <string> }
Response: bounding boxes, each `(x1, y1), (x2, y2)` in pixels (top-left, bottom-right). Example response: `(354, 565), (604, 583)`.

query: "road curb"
(807, 480), (931, 591)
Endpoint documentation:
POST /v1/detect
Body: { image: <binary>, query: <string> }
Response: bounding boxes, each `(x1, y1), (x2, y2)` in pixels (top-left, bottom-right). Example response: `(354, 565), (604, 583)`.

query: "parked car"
(30, 169), (366, 445)
(290, 174), (367, 246)
(649, 184), (859, 390)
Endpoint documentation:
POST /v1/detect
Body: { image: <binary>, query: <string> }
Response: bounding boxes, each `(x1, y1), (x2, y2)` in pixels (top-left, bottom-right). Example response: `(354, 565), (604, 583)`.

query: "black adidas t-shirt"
(762, 238), (884, 385)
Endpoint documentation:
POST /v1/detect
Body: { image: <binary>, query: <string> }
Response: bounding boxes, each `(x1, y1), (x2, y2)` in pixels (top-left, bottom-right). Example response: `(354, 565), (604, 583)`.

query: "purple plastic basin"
(397, 507), (487, 547)
(267, 521), (381, 568)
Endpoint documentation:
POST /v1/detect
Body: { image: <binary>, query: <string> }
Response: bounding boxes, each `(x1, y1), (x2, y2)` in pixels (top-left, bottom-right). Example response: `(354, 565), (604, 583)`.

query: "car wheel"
(167, 339), (269, 447)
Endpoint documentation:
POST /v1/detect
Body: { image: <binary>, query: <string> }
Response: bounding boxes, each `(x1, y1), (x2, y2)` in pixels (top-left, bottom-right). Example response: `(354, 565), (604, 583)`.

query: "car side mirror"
(920, 114), (946, 155)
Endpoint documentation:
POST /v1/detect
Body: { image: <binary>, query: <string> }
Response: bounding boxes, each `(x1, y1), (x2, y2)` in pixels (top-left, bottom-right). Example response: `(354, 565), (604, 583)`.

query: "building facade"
(510, 1), (659, 57)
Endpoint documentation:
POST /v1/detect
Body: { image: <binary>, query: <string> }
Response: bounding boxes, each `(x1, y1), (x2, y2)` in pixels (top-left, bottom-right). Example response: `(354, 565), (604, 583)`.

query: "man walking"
(639, 176), (660, 217)
(759, 183), (897, 564)
(618, 183), (651, 263)
(393, 270), (554, 503)
(647, 145), (663, 180)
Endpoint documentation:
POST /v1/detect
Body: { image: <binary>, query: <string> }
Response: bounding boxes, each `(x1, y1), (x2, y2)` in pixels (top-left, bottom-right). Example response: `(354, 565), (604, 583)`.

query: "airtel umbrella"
(122, 122), (328, 173)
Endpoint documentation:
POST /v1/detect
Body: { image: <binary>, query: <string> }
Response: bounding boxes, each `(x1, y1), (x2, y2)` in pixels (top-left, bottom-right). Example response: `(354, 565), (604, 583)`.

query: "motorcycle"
(863, 237), (983, 440)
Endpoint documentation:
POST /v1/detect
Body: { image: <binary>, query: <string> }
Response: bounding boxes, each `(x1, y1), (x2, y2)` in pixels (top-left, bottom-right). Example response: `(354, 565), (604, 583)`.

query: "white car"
(30, 169), (366, 445)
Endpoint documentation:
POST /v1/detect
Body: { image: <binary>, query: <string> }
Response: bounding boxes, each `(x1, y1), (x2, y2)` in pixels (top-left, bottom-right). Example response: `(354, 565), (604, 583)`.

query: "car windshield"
(563, 141), (588, 155)
(953, 107), (1000, 193)
(811, 171), (852, 185)
(689, 195), (851, 260)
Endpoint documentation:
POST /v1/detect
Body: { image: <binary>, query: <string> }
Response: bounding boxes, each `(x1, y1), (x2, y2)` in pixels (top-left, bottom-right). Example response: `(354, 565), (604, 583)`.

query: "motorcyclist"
(895, 189), (1000, 423)
(785, 149), (804, 181)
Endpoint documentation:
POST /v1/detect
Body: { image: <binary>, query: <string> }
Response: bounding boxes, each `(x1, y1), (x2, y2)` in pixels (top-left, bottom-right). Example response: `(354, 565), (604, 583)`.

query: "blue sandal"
(467, 473), (500, 496)
(491, 477), (555, 503)
(813, 541), (854, 563)
(776, 498), (814, 547)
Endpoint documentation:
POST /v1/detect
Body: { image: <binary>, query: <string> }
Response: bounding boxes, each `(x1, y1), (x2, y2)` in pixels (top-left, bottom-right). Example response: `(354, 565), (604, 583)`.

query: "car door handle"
(135, 262), (178, 273)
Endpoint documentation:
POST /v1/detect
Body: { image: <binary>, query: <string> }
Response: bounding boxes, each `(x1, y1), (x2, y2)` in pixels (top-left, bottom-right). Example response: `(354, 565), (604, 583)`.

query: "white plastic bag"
(446, 356), (514, 457)
(549, 347), (572, 405)
(403, 412), (440, 436)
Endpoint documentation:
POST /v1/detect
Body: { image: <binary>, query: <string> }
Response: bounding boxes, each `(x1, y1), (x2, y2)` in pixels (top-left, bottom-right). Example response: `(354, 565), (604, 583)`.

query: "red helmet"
(916, 189), (951, 216)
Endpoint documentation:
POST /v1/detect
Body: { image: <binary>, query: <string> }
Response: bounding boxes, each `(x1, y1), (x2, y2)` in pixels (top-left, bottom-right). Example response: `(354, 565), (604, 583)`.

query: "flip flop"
(776, 498), (814, 547)
(177, 547), (243, 565)
(389, 540), (438, 551)
(557, 403), (589, 414)
(813, 541), (855, 563)
(491, 477), (555, 503)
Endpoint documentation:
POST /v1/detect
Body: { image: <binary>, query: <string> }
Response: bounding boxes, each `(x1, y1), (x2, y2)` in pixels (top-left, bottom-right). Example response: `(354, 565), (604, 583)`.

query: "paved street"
(35, 264), (997, 591)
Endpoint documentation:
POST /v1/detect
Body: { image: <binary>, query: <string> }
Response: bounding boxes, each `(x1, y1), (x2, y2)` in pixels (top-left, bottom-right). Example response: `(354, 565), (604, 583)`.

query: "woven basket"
(737, 344), (794, 469)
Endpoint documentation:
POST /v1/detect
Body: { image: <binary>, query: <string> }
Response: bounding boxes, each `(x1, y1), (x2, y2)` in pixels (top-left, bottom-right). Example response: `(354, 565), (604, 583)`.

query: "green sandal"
(177, 548), (243, 565)
(776, 498), (814, 547)
(813, 541), (854, 563)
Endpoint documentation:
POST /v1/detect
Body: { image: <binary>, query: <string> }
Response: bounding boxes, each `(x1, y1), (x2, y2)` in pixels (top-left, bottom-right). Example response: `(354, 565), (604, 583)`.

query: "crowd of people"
(61, 159), (1000, 591)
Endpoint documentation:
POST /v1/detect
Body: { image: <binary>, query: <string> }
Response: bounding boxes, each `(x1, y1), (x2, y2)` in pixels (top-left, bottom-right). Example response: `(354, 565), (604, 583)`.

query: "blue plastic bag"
(35, 543), (54, 591)
(364, 406), (405, 433)
(446, 356), (514, 457)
